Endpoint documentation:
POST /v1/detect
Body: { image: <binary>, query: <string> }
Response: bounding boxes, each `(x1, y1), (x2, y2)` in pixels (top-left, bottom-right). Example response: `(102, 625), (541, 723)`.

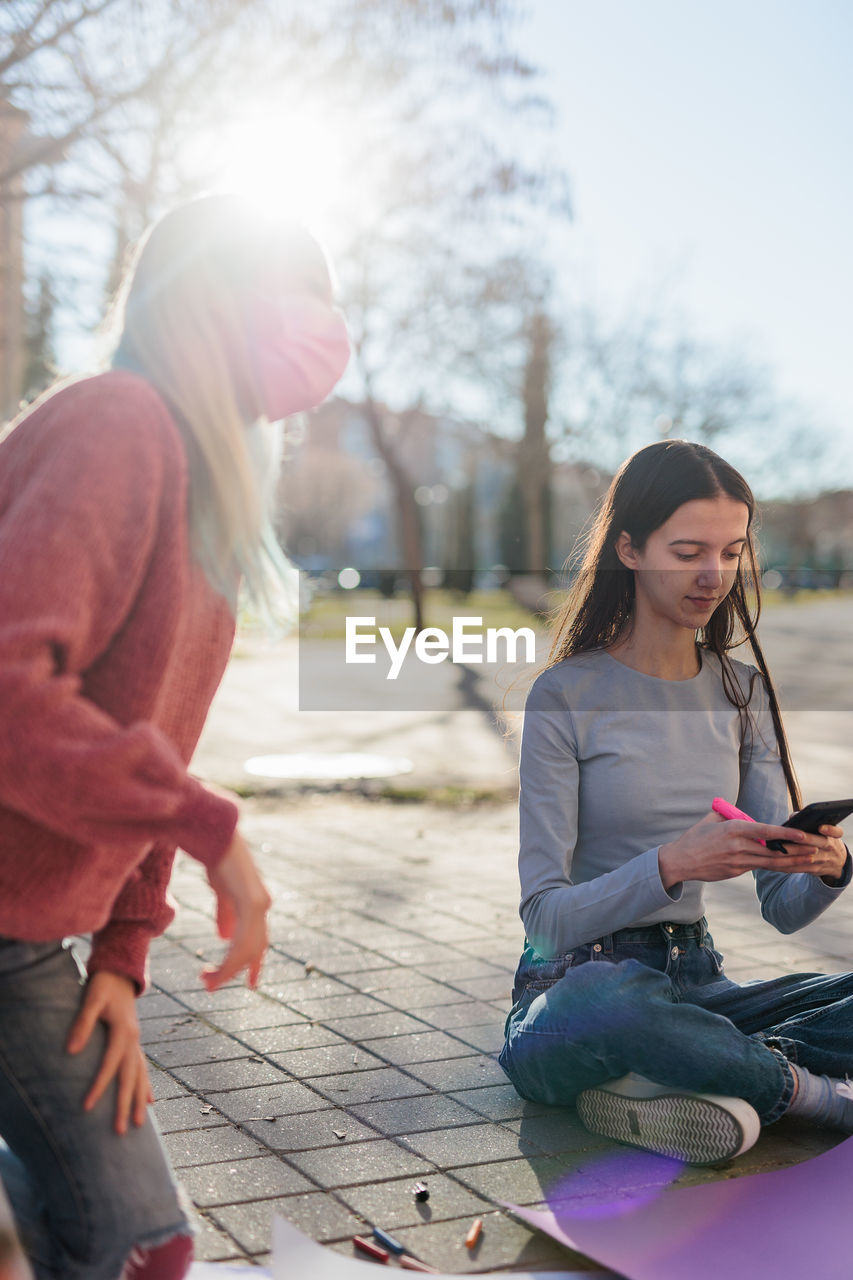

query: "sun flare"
(211, 108), (351, 243)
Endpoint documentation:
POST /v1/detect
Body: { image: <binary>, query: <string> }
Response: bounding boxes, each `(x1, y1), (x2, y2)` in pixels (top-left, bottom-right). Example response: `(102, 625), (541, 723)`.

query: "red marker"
(353, 1236), (389, 1263)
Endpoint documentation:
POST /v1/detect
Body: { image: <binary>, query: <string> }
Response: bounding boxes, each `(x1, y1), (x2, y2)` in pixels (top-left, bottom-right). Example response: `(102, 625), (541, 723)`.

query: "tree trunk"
(518, 310), (553, 573)
(363, 396), (425, 631)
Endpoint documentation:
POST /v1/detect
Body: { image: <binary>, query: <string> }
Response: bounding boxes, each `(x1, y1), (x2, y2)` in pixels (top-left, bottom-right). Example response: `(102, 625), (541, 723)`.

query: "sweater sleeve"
(736, 669), (850, 933)
(518, 674), (680, 959)
(0, 377), (239, 873)
(87, 844), (178, 993)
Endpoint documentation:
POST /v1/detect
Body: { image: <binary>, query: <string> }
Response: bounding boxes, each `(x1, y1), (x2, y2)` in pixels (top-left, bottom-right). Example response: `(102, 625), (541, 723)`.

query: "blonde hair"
(110, 194), (332, 634)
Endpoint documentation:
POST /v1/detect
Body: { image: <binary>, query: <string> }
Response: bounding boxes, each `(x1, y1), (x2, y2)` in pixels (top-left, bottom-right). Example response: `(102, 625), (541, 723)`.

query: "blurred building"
(759, 491), (853, 581)
(278, 396), (514, 572)
(0, 97), (27, 421)
(277, 396), (608, 577)
(550, 460), (610, 564)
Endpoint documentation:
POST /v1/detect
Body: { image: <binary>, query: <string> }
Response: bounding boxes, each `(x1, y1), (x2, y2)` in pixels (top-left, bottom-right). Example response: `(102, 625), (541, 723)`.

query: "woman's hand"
(800, 823), (849, 883)
(201, 828), (272, 992)
(66, 971), (152, 1136)
(658, 811), (814, 889)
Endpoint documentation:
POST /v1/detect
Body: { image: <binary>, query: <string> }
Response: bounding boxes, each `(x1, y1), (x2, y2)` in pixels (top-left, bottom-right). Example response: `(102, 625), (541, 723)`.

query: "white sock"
(786, 1063), (853, 1130)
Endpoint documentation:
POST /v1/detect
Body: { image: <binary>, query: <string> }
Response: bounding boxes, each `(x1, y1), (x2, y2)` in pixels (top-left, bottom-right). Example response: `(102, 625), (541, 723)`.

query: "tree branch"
(0, 0), (124, 77)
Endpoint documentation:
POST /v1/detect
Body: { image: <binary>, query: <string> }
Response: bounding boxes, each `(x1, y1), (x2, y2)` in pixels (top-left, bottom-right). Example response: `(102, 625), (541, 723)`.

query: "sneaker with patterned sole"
(575, 1072), (761, 1165)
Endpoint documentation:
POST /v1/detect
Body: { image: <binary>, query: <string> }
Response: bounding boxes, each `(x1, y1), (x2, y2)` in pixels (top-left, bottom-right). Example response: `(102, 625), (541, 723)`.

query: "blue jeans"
(0, 938), (191, 1280)
(500, 919), (853, 1124)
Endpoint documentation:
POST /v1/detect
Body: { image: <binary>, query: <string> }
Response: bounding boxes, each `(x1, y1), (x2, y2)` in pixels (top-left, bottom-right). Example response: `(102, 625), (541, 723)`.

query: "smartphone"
(765, 799), (853, 853)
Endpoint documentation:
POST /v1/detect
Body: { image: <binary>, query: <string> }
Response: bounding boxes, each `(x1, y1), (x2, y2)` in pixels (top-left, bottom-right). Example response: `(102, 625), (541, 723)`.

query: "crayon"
(465, 1218), (483, 1249)
(372, 1226), (405, 1255)
(353, 1235), (389, 1262)
(399, 1256), (439, 1273)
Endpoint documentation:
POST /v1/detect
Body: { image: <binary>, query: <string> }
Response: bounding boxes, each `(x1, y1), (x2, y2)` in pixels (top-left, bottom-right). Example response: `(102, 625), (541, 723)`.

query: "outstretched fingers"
(202, 920), (269, 992)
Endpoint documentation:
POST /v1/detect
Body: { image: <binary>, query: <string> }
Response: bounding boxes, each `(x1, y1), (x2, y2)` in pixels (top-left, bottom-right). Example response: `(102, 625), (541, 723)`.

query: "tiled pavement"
(142, 793), (853, 1273)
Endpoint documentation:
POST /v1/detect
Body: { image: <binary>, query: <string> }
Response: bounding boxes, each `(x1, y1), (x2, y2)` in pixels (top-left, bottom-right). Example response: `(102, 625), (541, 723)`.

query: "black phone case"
(766, 799), (853, 852)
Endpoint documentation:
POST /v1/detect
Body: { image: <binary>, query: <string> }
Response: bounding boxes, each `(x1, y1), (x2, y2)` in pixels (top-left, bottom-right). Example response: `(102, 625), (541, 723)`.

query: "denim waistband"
(592, 917), (708, 952)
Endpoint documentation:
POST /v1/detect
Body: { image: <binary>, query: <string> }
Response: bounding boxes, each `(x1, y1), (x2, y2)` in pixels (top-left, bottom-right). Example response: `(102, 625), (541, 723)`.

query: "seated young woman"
(500, 440), (853, 1165)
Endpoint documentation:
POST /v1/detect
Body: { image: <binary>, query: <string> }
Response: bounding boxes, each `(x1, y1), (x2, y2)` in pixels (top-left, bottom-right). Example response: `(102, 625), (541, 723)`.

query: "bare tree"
(429, 252), (562, 576)
(517, 309), (555, 573)
(5, 0), (571, 626)
(21, 267), (56, 398)
(552, 298), (815, 490)
(358, 396), (429, 629)
(321, 16), (570, 627)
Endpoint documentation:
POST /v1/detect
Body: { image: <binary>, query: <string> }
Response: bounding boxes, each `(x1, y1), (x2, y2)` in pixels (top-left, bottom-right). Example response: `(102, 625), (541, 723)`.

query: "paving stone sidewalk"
(143, 792), (853, 1273)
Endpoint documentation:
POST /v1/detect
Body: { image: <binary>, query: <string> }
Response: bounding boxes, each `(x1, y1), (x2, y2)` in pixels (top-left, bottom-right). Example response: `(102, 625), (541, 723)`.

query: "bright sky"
(520, 0), (853, 487)
(41, 0), (850, 493)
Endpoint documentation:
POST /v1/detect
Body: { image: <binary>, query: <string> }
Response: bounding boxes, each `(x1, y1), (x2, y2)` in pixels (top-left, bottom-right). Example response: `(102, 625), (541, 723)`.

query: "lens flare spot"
(546, 1148), (685, 1220)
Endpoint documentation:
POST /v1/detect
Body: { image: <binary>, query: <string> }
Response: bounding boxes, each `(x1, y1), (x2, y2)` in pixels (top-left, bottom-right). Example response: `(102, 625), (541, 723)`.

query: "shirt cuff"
(645, 845), (682, 904)
(635, 845), (685, 912)
(88, 920), (154, 994)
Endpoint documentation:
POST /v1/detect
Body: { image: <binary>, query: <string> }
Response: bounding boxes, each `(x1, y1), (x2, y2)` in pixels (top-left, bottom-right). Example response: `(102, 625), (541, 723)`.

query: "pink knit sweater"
(0, 370), (242, 991)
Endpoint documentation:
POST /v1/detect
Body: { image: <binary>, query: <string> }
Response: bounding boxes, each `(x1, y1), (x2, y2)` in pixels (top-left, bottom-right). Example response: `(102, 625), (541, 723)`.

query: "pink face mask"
(251, 294), (350, 420)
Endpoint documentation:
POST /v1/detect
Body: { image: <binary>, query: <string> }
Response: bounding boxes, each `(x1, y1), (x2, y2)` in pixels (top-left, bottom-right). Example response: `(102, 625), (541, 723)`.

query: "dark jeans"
(500, 919), (853, 1124)
(0, 938), (191, 1279)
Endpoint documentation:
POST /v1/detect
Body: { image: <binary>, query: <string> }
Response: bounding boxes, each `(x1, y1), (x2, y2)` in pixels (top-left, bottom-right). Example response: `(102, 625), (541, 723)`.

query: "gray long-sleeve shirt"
(518, 646), (850, 958)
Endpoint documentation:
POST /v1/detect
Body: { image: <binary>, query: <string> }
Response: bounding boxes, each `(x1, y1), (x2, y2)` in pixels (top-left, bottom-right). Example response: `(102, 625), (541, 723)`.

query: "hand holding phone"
(764, 799), (853, 853)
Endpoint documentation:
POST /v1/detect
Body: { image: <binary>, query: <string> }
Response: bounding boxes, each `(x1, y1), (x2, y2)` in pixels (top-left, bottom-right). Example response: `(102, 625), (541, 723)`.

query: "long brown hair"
(546, 439), (801, 807)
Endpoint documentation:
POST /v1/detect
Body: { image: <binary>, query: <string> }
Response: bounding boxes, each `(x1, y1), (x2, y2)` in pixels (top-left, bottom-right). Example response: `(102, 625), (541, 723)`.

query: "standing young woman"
(500, 440), (853, 1166)
(0, 195), (349, 1278)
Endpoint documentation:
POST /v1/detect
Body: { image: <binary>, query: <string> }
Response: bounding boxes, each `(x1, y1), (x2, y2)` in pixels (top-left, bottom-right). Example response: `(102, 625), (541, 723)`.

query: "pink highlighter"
(712, 796), (766, 845)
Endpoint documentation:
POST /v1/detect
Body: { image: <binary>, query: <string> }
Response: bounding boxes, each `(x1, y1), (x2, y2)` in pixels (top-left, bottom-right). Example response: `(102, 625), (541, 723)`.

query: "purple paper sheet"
(508, 1135), (853, 1280)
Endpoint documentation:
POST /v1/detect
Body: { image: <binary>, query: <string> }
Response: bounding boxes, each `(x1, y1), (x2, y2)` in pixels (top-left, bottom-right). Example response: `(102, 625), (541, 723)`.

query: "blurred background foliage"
(1, 0), (849, 624)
